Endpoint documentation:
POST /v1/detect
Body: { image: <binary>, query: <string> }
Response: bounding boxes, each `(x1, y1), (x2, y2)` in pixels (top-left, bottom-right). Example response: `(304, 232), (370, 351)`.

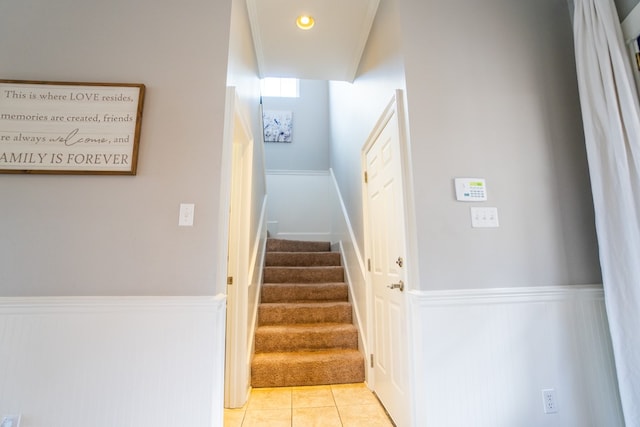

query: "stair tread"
(262, 282), (347, 285)
(253, 348), (363, 361)
(256, 323), (357, 333)
(267, 252), (339, 255)
(264, 266), (344, 270)
(260, 301), (352, 308)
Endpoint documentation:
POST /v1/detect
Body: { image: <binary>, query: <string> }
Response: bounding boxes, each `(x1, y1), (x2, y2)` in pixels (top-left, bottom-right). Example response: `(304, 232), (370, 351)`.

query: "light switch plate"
(470, 207), (499, 228)
(179, 203), (195, 226)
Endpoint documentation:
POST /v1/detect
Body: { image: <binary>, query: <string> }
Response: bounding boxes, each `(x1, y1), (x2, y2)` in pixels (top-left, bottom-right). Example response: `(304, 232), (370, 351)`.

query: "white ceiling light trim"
(296, 15), (315, 30)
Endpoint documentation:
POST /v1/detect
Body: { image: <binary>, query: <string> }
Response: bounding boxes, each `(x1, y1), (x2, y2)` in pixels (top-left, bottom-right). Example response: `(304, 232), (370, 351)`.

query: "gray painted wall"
(330, 0), (601, 291)
(0, 0), (235, 296)
(263, 80), (330, 170)
(227, 0), (268, 259)
(329, 0), (407, 253)
(615, 0), (640, 19)
(1, 0), (601, 297)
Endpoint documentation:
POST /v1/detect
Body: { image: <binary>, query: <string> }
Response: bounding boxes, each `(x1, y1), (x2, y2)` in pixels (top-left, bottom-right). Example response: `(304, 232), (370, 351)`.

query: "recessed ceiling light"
(296, 15), (315, 30)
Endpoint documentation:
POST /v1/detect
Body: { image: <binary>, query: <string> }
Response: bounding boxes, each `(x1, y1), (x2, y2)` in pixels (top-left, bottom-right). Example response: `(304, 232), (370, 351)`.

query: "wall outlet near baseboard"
(1, 415), (21, 427)
(542, 389), (558, 414)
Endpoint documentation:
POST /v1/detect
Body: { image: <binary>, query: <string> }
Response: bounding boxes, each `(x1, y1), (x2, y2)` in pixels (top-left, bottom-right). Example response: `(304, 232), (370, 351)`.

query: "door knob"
(387, 280), (404, 292)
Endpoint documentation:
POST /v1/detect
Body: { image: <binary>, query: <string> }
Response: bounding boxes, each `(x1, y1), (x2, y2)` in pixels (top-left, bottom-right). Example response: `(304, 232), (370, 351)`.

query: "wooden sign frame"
(0, 79), (145, 175)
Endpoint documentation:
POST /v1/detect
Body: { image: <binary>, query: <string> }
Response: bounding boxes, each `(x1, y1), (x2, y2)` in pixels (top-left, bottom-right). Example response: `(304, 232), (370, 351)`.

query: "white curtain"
(573, 0), (640, 424)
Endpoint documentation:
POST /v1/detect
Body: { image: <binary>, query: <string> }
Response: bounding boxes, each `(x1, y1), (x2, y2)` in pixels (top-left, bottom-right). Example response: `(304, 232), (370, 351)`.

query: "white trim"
(407, 284), (605, 305)
(329, 168), (367, 273)
(218, 87), (236, 295)
(222, 86), (257, 408)
(245, 0), (266, 78)
(361, 91), (415, 426)
(345, 0), (381, 82)
(247, 194), (268, 364)
(394, 90), (420, 295)
(328, 167), (371, 379)
(0, 295), (226, 312)
(337, 241), (369, 361)
(247, 194), (268, 289)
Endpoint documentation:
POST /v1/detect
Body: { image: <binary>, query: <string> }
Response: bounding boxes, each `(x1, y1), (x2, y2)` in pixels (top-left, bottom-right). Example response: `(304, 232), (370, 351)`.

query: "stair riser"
(264, 267), (344, 283)
(255, 329), (358, 353)
(251, 354), (365, 388)
(266, 252), (341, 267)
(259, 305), (352, 325)
(267, 239), (331, 252)
(261, 283), (348, 303)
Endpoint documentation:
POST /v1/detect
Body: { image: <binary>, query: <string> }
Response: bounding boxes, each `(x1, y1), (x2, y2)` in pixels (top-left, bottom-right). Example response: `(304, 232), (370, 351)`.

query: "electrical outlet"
(1, 415), (21, 427)
(542, 389), (558, 414)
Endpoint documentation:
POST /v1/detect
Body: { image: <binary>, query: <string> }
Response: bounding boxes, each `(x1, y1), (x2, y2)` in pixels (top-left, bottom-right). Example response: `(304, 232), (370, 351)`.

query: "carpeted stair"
(251, 238), (365, 387)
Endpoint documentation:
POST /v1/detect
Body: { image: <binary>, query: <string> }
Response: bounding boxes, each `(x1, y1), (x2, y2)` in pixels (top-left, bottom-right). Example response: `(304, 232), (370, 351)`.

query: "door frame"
(220, 87), (254, 408)
(361, 90), (419, 425)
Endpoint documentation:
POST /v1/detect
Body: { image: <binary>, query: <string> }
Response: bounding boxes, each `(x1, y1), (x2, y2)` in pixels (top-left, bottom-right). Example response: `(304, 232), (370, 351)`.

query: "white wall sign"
(0, 80), (145, 175)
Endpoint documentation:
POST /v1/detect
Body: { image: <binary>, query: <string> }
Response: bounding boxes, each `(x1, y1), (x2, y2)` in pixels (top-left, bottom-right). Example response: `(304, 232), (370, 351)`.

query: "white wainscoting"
(408, 285), (624, 427)
(266, 170), (332, 241)
(0, 295), (226, 427)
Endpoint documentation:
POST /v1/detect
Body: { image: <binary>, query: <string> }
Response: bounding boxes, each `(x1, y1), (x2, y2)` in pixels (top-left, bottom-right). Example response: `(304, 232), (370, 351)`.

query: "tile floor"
(224, 383), (395, 427)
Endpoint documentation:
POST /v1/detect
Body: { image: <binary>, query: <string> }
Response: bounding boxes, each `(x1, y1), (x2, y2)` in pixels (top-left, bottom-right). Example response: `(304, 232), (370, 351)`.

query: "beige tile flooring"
(224, 383), (395, 427)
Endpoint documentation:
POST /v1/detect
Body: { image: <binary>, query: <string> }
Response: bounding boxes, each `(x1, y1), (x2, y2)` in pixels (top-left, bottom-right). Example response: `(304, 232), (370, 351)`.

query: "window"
(260, 78), (299, 98)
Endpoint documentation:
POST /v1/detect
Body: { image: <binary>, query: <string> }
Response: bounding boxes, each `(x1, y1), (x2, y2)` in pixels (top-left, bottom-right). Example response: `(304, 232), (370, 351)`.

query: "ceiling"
(246, 0), (380, 82)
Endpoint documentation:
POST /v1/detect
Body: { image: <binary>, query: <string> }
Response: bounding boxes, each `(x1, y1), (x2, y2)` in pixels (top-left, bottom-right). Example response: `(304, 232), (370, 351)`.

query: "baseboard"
(338, 241), (369, 359)
(329, 168), (366, 272)
(248, 194), (268, 289)
(329, 168), (371, 380)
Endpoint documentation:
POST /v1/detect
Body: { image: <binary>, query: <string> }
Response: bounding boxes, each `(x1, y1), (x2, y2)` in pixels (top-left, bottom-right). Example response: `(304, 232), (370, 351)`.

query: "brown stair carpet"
(251, 238), (364, 388)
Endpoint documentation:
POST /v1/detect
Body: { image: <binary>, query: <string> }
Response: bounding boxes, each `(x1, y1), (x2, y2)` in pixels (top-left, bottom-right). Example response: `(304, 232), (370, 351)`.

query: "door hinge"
(367, 258), (371, 272)
(370, 354), (374, 368)
(227, 276), (233, 285)
(364, 171), (368, 183)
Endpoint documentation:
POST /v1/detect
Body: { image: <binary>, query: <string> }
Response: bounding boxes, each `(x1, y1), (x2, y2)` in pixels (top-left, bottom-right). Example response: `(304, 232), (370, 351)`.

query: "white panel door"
(365, 101), (410, 427)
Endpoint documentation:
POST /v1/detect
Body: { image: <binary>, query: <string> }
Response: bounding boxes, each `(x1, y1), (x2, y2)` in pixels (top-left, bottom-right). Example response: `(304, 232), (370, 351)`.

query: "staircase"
(251, 238), (365, 387)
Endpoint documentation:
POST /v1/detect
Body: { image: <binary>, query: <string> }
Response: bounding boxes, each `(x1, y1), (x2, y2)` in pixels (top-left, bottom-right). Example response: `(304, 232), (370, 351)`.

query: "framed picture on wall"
(0, 79), (145, 175)
(263, 110), (292, 143)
